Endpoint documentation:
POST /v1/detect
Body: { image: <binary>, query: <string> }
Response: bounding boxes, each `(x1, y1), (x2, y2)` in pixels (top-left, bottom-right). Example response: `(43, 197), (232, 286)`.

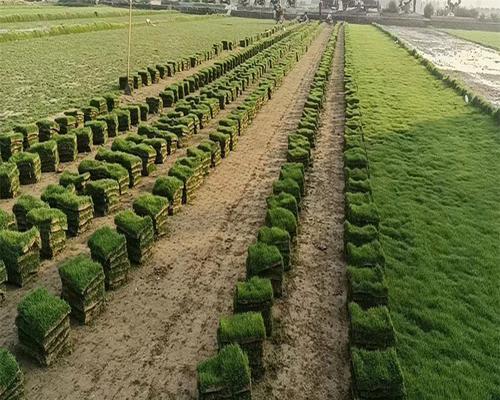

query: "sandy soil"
(384, 26), (500, 108)
(253, 25), (350, 400)
(0, 26), (335, 400)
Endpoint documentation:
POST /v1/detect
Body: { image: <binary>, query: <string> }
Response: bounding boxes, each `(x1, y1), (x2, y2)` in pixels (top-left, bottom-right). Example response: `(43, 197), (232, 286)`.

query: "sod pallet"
(246, 242), (284, 298)
(85, 179), (120, 216)
(0, 228), (40, 287)
(143, 138), (168, 164)
(218, 312), (266, 378)
(132, 194), (168, 237)
(198, 139), (222, 168)
(36, 119), (58, 142)
(54, 134), (77, 163)
(0, 210), (15, 231)
(95, 149), (142, 188)
(96, 114), (118, 138)
(0, 132), (23, 162)
(265, 206), (297, 239)
(73, 127), (93, 153)
(9, 152), (42, 185)
(85, 120), (108, 145)
(138, 125), (178, 155)
(59, 171), (90, 194)
(347, 266), (388, 309)
(16, 288), (71, 366)
(266, 192), (298, 219)
(351, 348), (407, 400)
(168, 164), (196, 205)
(175, 157), (204, 192)
(114, 210), (154, 265)
(111, 139), (155, 176)
(209, 131), (230, 159)
(349, 302), (396, 350)
(41, 185), (94, 236)
(59, 255), (105, 324)
(13, 123), (39, 150)
(197, 344), (252, 400)
(152, 176), (183, 215)
(88, 227), (130, 290)
(64, 109), (85, 127)
(55, 116), (77, 134)
(0, 348), (24, 400)
(257, 226), (291, 271)
(234, 277), (274, 337)
(0, 162), (20, 199)
(27, 208), (67, 259)
(27, 140), (59, 172)
(13, 194), (49, 232)
(78, 159), (129, 195)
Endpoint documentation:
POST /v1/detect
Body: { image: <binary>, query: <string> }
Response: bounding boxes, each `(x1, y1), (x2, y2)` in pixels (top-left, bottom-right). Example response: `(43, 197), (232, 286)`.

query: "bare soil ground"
(384, 26), (500, 107)
(0, 26), (339, 400)
(253, 26), (350, 400)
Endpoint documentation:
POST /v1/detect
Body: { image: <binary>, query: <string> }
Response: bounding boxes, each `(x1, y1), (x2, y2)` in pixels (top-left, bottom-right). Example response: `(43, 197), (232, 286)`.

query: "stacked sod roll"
(88, 227), (131, 290)
(26, 207), (67, 259)
(0, 228), (41, 287)
(344, 24), (407, 400)
(58, 255), (105, 324)
(0, 348), (24, 399)
(16, 288), (71, 366)
(41, 185), (94, 236)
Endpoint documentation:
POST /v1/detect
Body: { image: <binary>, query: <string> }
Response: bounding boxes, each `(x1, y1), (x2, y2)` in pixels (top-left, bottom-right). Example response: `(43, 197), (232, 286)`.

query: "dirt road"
(253, 25), (350, 400)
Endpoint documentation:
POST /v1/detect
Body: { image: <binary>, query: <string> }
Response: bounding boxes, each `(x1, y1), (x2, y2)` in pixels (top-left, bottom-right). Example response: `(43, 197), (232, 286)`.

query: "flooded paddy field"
(384, 26), (500, 108)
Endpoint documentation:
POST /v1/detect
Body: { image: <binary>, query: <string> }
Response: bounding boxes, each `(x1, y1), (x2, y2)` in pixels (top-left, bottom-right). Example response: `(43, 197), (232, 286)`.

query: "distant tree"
(386, 0), (398, 13)
(424, 3), (434, 18)
(491, 13), (499, 22)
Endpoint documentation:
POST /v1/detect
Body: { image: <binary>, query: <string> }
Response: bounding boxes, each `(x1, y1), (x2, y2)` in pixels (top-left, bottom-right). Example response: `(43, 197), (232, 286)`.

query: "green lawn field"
(346, 24), (500, 400)
(442, 28), (500, 51)
(0, 8), (274, 130)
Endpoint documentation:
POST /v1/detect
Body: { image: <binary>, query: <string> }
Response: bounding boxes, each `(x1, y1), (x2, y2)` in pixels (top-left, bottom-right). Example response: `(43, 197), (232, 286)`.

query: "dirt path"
(383, 26), (500, 108)
(0, 26), (332, 400)
(253, 25), (350, 400)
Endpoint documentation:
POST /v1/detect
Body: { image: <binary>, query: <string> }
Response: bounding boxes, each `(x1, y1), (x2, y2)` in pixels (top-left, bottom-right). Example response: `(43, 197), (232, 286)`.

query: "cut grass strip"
(346, 24), (500, 399)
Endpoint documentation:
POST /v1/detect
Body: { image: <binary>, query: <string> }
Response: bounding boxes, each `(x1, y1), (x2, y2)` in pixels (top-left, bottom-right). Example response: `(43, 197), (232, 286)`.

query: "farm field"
(384, 26), (500, 108)
(0, 9), (274, 130)
(442, 28), (500, 51)
(0, 20), (351, 399)
(346, 24), (500, 399)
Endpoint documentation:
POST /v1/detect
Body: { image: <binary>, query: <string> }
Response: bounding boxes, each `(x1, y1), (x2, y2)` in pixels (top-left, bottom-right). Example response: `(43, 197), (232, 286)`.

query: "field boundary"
(374, 23), (500, 125)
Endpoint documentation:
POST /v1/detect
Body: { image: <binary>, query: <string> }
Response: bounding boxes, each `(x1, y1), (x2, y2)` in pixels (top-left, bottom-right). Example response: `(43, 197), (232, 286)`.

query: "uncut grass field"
(0, 7), (274, 130)
(442, 28), (500, 51)
(347, 24), (500, 399)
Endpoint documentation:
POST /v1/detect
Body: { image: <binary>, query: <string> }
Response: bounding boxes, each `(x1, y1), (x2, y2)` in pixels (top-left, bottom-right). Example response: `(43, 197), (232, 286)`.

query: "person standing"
(319, 0), (323, 18)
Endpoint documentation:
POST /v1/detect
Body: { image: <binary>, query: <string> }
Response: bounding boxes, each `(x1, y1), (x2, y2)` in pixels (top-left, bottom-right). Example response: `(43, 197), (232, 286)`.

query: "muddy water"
(384, 26), (500, 108)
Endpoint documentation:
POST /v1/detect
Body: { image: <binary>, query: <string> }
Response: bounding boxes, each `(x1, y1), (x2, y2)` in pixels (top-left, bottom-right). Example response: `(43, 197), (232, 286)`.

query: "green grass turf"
(0, 347), (20, 390)
(346, 24), (500, 399)
(0, 12), (273, 129)
(58, 254), (104, 294)
(17, 287), (70, 339)
(442, 28), (500, 51)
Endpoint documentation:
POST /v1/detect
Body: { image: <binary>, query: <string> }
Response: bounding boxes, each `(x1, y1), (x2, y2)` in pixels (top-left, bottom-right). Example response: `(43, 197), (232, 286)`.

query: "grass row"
(0, 23), (321, 383)
(345, 24), (500, 399)
(0, 14), (274, 130)
(196, 24), (339, 398)
(0, 24), (289, 200)
(0, 5), (162, 23)
(344, 24), (406, 400)
(0, 21), (308, 287)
